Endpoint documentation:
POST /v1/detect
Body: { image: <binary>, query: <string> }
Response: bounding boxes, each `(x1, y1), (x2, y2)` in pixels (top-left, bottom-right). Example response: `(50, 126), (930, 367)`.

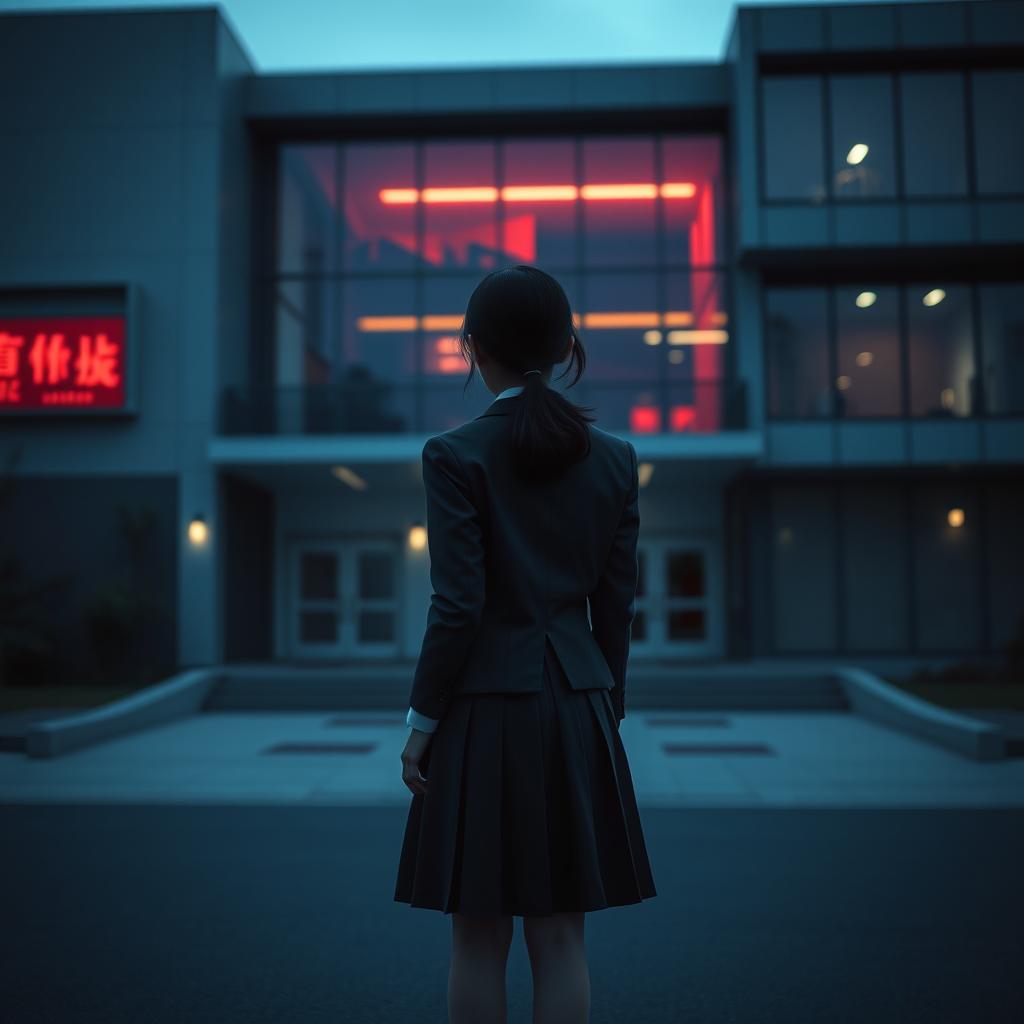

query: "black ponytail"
(458, 265), (596, 483)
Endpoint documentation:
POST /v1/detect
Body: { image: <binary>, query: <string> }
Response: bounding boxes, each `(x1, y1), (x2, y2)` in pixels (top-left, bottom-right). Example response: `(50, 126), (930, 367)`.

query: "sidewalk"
(2, 707), (1022, 807)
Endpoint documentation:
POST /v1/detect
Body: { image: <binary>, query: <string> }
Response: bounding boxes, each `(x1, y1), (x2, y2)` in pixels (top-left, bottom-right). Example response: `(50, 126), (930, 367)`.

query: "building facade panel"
(1, 1), (1021, 691)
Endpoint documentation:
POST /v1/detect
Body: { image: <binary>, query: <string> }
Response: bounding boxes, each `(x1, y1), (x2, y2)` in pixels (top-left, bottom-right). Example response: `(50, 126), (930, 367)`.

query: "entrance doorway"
(631, 536), (720, 658)
(287, 538), (401, 658)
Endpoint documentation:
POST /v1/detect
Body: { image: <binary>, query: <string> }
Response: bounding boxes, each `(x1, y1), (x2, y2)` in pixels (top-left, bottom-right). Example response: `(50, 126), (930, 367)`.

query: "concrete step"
(205, 671), (850, 712)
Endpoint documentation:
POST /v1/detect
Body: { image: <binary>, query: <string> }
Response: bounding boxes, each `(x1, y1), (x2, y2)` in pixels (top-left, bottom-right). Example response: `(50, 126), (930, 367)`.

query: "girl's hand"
(401, 728), (432, 797)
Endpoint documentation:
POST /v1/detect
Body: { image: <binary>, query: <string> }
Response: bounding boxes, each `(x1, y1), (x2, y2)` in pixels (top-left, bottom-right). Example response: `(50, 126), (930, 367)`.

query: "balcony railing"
(219, 379), (749, 437)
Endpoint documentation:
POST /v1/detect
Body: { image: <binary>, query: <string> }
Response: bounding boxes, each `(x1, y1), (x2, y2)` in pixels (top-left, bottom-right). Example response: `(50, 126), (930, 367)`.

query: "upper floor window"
(259, 133), (736, 436)
(760, 68), (1024, 202)
(764, 279), (1021, 420)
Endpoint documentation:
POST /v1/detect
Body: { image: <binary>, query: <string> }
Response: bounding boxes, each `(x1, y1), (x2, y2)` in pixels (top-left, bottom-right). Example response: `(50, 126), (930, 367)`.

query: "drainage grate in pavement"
(264, 742), (377, 755)
(325, 716), (405, 727)
(663, 742), (776, 756)
(646, 716), (733, 727)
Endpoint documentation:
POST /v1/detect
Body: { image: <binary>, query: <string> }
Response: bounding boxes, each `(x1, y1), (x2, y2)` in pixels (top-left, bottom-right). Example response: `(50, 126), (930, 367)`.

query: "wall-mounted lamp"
(188, 514), (208, 545)
(947, 507), (965, 528)
(408, 521), (427, 551)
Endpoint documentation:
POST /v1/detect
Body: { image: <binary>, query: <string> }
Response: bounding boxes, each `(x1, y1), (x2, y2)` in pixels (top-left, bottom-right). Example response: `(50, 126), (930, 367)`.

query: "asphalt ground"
(2, 803), (1022, 1023)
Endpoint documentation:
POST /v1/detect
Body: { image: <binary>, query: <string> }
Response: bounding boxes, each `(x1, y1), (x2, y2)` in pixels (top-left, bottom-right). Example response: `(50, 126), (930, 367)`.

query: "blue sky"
(0, 0), (929, 71)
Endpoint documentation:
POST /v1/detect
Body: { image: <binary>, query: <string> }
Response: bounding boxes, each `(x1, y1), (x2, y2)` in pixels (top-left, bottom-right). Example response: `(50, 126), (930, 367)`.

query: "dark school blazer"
(407, 388), (639, 726)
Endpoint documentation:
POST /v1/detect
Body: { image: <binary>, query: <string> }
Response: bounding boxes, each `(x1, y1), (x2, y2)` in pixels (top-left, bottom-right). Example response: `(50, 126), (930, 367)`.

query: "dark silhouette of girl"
(395, 265), (656, 1023)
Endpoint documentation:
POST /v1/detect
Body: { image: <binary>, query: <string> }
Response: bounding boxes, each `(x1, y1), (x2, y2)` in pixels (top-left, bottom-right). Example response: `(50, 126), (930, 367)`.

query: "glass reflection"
(664, 270), (729, 432)
(582, 136), (657, 267)
(761, 76), (827, 202)
(343, 142), (417, 271)
(272, 133), (734, 434)
(422, 141), (498, 270)
(278, 145), (340, 275)
(907, 284), (974, 417)
(900, 71), (968, 197)
(501, 139), (577, 268)
(835, 285), (901, 417)
(979, 283), (1024, 415)
(662, 135), (724, 266)
(765, 287), (831, 417)
(829, 74), (896, 199)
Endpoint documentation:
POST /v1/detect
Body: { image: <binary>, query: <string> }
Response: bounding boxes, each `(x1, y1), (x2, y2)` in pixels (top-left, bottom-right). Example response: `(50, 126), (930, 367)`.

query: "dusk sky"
(0, 0), (922, 72)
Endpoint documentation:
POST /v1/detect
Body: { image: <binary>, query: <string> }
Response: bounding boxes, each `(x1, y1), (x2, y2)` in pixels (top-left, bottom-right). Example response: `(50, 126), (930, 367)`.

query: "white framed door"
(287, 538), (401, 658)
(631, 536), (721, 658)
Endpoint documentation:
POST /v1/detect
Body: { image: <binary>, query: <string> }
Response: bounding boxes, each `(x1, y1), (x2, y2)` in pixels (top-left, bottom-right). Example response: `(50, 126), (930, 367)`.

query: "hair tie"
(523, 369), (542, 377)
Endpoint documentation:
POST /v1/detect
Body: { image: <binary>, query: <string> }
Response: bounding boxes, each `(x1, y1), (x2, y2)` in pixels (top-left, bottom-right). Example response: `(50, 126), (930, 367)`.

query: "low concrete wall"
(835, 666), (1007, 762)
(23, 668), (224, 759)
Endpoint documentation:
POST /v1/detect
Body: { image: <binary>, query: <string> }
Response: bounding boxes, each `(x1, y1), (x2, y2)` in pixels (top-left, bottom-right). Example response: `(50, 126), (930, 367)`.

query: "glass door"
(289, 539), (401, 658)
(630, 536), (719, 658)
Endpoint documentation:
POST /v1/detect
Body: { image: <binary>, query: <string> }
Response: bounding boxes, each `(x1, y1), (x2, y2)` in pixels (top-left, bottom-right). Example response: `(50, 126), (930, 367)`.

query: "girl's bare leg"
(523, 911), (589, 1024)
(448, 912), (514, 1024)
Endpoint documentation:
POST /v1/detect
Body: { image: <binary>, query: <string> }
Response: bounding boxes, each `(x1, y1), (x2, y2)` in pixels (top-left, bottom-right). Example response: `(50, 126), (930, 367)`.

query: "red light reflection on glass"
(670, 406), (697, 432)
(631, 405), (661, 434)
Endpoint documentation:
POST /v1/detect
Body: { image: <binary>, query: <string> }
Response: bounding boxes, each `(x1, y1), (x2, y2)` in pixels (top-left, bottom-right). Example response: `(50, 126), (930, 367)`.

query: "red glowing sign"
(0, 316), (126, 410)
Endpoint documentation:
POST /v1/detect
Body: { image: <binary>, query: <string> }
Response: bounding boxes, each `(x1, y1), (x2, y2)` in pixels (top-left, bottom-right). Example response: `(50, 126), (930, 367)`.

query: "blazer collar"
(475, 391), (525, 419)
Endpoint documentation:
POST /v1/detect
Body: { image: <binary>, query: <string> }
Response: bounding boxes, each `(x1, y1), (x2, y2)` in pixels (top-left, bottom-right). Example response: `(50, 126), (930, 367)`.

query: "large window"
(761, 76), (826, 202)
(265, 133), (732, 435)
(979, 283), (1024, 415)
(760, 67), (1024, 202)
(761, 478), (1022, 656)
(764, 279), (1019, 419)
(829, 74), (897, 199)
(972, 70), (1024, 195)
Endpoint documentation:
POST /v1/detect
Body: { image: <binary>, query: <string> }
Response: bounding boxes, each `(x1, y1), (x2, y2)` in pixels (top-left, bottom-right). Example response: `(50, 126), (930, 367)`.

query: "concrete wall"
(0, 7), (254, 672)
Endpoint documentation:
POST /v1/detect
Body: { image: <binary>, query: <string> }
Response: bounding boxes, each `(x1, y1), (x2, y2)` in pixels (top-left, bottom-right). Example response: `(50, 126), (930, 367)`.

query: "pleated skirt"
(394, 638), (657, 917)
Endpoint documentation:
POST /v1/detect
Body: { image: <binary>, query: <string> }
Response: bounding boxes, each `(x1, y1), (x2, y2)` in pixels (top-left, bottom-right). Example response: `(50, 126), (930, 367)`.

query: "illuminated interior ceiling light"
(947, 507), (965, 528)
(846, 143), (869, 165)
(643, 330), (662, 346)
(378, 181), (698, 205)
(855, 351), (874, 367)
(855, 291), (877, 308)
(836, 375), (852, 390)
(187, 515), (208, 545)
(356, 315), (418, 332)
(408, 522), (428, 550)
(668, 349), (685, 363)
(666, 329), (729, 345)
(940, 388), (956, 408)
(423, 186), (499, 203)
(659, 182), (697, 198)
(580, 183), (658, 200)
(637, 462), (654, 487)
(583, 312), (660, 328)
(501, 185), (579, 201)
(922, 288), (946, 306)
(420, 315), (464, 330)
(330, 466), (368, 491)
(356, 311), (728, 335)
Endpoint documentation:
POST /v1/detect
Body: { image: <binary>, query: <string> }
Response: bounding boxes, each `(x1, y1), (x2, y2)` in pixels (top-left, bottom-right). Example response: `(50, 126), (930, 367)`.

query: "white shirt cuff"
(406, 706), (440, 733)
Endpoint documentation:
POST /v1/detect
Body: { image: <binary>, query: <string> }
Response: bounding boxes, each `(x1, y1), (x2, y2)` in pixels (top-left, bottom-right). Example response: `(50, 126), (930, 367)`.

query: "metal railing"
(219, 378), (749, 436)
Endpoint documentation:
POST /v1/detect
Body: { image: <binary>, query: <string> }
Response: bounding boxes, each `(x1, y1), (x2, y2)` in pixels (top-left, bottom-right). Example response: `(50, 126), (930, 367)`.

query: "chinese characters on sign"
(0, 316), (126, 409)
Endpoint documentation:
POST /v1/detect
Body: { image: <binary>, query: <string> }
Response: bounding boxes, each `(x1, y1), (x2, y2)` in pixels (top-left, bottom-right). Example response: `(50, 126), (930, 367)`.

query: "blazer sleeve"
(587, 440), (639, 723)
(406, 435), (486, 723)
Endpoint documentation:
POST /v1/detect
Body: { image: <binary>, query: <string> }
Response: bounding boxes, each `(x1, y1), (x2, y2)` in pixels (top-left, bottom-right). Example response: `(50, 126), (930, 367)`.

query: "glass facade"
(763, 280), (1018, 419)
(763, 478), (1024, 655)
(267, 134), (732, 435)
(761, 68), (1024, 202)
